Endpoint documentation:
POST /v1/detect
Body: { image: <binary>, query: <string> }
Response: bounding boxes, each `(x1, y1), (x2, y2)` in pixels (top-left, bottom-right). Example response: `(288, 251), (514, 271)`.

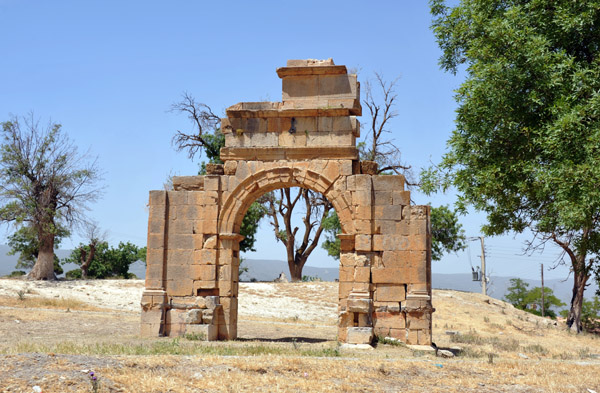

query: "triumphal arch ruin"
(141, 59), (433, 345)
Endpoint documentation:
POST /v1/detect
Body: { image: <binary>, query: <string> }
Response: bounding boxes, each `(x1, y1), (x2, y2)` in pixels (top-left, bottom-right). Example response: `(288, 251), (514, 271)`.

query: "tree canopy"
(427, 0), (600, 331)
(64, 241), (146, 279)
(0, 114), (102, 279)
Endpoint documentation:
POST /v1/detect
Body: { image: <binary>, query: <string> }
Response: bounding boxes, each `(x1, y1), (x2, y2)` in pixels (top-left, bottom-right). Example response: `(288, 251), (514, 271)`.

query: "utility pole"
(479, 236), (487, 296)
(541, 263), (545, 317)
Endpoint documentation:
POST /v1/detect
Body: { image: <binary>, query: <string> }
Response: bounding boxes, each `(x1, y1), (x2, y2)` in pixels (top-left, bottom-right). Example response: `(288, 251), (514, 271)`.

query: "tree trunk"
(80, 243), (96, 279)
(288, 256), (306, 282)
(566, 266), (589, 333)
(28, 234), (55, 280)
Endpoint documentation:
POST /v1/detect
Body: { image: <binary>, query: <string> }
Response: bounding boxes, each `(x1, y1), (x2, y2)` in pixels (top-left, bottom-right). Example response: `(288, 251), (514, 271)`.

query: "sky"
(0, 1), (572, 281)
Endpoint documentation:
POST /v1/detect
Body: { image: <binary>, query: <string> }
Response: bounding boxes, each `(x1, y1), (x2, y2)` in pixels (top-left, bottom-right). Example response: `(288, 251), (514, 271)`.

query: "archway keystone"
(141, 59), (433, 345)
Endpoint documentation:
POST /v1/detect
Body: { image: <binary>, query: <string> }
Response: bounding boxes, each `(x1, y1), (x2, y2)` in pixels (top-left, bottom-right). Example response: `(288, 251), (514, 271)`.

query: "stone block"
(141, 322), (163, 337)
(354, 219), (372, 234)
(354, 266), (370, 282)
(338, 234), (355, 252)
(149, 190), (167, 206)
(374, 191), (393, 206)
(389, 328), (405, 340)
(418, 330), (431, 345)
(166, 249), (194, 266)
(371, 268), (406, 284)
(185, 324), (217, 341)
(392, 191), (411, 206)
(373, 312), (406, 329)
(195, 249), (217, 265)
(355, 234), (371, 252)
(167, 234), (193, 250)
(166, 279), (193, 296)
(346, 327), (373, 345)
(193, 281), (218, 293)
(202, 308), (216, 324)
(347, 298), (372, 313)
(190, 264), (216, 281)
(409, 234), (428, 251)
(279, 131), (307, 147)
(372, 175), (405, 192)
(224, 161), (237, 175)
(406, 314), (431, 330)
(382, 250), (409, 269)
(375, 284), (406, 302)
(185, 309), (203, 324)
(282, 75), (319, 101)
(339, 266), (354, 282)
(167, 191), (188, 206)
(204, 176), (220, 191)
(360, 161), (378, 175)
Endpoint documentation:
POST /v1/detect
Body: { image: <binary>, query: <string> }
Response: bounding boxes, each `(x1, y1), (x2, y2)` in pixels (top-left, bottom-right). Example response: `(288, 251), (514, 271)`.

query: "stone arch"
(141, 58), (433, 347)
(219, 166), (355, 236)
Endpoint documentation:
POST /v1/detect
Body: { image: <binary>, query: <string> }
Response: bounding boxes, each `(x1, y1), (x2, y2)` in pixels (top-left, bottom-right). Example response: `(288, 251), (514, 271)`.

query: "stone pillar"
(141, 190), (168, 336)
(216, 233), (244, 340)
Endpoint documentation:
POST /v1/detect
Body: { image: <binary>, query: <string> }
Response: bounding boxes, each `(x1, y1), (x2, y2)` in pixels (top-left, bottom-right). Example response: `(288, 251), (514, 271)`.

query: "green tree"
(0, 114), (102, 280)
(321, 210), (341, 260)
(525, 286), (566, 318)
(428, 0), (600, 332)
(430, 205), (467, 261)
(581, 296), (600, 331)
(504, 278), (530, 310)
(64, 241), (145, 279)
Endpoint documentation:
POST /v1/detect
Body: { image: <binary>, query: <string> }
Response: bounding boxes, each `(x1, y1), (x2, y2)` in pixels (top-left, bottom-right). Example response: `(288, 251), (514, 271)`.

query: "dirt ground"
(0, 278), (599, 392)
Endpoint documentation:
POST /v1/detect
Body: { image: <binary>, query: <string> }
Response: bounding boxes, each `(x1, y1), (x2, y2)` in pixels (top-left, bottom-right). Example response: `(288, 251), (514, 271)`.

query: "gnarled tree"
(0, 114), (102, 280)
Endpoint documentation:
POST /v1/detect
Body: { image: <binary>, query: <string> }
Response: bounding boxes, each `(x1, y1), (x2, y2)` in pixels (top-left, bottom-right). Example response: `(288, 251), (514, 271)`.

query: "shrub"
(66, 269), (82, 279)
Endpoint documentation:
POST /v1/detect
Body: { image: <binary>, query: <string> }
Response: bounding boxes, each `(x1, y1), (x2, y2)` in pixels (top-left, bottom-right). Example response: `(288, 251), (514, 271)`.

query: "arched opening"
(216, 167), (357, 342)
(232, 185), (341, 343)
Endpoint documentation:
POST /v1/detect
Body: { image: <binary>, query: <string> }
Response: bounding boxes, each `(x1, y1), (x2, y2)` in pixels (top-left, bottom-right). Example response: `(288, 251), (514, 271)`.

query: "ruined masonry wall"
(141, 59), (433, 345)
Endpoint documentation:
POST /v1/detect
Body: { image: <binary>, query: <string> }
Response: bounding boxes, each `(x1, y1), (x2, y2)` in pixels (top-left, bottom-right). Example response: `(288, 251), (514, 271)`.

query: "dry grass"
(0, 282), (599, 392)
(0, 294), (105, 312)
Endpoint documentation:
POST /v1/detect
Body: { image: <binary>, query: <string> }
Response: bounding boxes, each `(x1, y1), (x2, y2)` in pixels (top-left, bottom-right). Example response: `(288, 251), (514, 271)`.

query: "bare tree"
(0, 114), (102, 280)
(265, 188), (332, 281)
(170, 92), (222, 161)
(361, 73), (415, 183)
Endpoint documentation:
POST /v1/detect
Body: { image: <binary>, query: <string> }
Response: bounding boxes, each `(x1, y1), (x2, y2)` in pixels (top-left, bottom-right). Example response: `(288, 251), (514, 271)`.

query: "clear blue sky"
(0, 0), (570, 280)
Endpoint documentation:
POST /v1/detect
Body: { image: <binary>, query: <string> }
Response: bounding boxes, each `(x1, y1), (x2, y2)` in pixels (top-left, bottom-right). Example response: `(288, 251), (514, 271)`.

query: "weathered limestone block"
(185, 309), (203, 324)
(172, 177), (204, 191)
(375, 284), (406, 302)
(355, 234), (372, 252)
(347, 327), (373, 345)
(185, 324), (217, 341)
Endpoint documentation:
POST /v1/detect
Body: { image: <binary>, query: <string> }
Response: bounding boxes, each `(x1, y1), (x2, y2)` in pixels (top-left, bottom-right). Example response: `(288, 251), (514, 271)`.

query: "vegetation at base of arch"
(428, 0), (600, 333)
(63, 241), (146, 279)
